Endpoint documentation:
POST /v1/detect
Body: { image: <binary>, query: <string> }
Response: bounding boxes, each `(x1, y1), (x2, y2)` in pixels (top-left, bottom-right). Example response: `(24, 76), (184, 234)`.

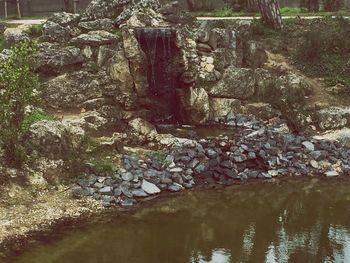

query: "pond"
(10, 178), (350, 263)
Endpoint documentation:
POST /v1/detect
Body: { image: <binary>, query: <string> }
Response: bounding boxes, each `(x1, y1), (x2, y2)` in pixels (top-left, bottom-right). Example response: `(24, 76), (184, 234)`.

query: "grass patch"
(294, 18), (350, 88)
(194, 8), (246, 17)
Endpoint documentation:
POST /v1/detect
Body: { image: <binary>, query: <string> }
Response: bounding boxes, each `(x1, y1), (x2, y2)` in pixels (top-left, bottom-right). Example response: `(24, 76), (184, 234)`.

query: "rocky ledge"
(73, 114), (350, 207)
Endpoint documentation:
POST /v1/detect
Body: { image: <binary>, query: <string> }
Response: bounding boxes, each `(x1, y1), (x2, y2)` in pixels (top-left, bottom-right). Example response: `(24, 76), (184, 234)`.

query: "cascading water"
(135, 27), (181, 124)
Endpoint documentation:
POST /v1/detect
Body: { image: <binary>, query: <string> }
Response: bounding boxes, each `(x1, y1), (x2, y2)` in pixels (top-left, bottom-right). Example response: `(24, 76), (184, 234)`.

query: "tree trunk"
(257, 0), (283, 30)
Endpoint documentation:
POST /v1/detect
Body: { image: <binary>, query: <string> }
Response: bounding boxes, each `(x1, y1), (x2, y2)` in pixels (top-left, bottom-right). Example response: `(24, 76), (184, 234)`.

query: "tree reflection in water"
(13, 179), (350, 263)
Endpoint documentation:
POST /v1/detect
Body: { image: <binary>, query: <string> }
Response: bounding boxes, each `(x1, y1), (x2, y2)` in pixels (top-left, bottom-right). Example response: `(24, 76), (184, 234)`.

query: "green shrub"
(0, 42), (39, 167)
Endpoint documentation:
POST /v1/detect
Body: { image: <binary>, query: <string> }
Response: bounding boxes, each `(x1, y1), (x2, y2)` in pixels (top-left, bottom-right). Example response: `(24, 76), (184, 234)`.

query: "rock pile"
(73, 114), (350, 207)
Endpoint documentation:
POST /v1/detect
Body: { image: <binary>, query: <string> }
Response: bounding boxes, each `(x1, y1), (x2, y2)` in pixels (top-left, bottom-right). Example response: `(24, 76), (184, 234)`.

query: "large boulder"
(78, 18), (115, 32)
(40, 70), (110, 109)
(243, 40), (267, 69)
(81, 0), (130, 21)
(48, 12), (80, 26)
(26, 120), (85, 159)
(116, 0), (161, 26)
(316, 107), (350, 130)
(242, 102), (281, 120)
(0, 49), (12, 63)
(70, 30), (118, 47)
(3, 26), (30, 47)
(210, 98), (242, 119)
(128, 118), (158, 141)
(208, 67), (256, 100)
(42, 21), (73, 43)
(108, 50), (134, 95)
(122, 29), (148, 97)
(179, 87), (210, 124)
(34, 42), (84, 74)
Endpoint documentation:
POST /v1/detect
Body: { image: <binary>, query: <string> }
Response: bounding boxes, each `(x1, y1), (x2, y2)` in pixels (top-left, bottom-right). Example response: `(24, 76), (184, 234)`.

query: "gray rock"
(43, 21), (73, 43)
(205, 148), (217, 159)
(78, 18), (114, 32)
(194, 164), (206, 174)
(141, 179), (161, 195)
(121, 198), (134, 207)
(99, 186), (113, 195)
(168, 183), (183, 192)
(71, 30), (118, 47)
(325, 170), (339, 177)
(208, 67), (256, 100)
(121, 172), (134, 181)
(3, 27), (30, 47)
(35, 42), (84, 74)
(310, 160), (319, 169)
(302, 141), (315, 151)
(114, 187), (122, 196)
(169, 167), (183, 173)
(49, 12), (80, 26)
(132, 189), (149, 197)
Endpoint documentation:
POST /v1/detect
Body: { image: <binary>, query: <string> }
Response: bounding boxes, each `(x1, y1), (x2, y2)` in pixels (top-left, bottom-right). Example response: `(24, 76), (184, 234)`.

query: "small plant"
(152, 151), (166, 163)
(25, 24), (43, 39)
(0, 42), (39, 167)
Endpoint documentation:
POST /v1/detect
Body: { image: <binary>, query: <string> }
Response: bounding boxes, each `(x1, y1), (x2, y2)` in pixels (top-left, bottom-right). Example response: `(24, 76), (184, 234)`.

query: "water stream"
(10, 179), (350, 263)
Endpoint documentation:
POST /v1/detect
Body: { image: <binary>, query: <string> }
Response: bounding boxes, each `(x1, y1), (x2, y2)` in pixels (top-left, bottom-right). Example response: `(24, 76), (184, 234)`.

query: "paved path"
(5, 19), (46, 25)
(197, 16), (349, 20)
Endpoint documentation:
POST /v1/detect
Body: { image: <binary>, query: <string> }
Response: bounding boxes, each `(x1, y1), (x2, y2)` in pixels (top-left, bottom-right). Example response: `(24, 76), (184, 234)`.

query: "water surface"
(11, 179), (350, 263)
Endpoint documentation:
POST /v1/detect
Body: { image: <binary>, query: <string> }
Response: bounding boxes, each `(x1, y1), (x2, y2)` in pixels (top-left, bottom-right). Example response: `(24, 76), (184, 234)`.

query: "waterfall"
(134, 27), (180, 123)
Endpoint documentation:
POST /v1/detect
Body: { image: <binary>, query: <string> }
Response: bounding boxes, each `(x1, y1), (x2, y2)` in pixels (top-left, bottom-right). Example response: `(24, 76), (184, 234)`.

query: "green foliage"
(0, 42), (39, 167)
(21, 109), (56, 131)
(25, 24), (43, 39)
(295, 18), (350, 88)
